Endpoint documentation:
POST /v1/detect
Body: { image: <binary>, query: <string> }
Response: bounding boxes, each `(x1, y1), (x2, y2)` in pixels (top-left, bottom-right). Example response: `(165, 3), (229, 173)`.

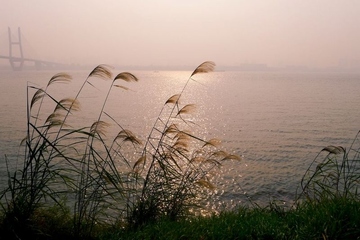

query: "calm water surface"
(1, 69), (360, 207)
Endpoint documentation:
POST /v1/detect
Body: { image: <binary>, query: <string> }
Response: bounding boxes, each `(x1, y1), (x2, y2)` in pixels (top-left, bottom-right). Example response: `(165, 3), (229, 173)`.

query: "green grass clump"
(105, 196), (360, 240)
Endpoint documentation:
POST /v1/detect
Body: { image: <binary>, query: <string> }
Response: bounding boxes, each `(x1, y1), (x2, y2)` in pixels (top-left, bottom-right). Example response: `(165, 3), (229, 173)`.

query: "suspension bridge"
(0, 27), (65, 71)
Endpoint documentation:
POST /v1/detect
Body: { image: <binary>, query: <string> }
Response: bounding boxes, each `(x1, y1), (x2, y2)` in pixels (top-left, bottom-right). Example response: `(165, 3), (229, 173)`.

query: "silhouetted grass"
(1, 194), (359, 239)
(299, 130), (360, 202)
(0, 61), (241, 239)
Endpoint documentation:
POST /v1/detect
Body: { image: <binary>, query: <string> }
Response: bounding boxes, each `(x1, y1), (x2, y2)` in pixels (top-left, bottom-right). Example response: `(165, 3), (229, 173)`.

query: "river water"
(1, 68), (360, 207)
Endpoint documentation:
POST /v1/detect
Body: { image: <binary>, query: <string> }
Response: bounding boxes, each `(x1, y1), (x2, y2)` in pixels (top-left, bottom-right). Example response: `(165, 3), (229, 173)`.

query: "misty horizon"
(1, 1), (360, 71)
(0, 59), (359, 73)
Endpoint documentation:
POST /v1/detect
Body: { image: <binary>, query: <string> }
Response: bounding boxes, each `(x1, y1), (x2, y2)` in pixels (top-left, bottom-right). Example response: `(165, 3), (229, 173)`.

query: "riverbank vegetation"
(1, 62), (359, 239)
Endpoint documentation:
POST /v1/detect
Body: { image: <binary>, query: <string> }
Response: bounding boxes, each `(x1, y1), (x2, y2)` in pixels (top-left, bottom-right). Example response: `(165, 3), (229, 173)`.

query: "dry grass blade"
(88, 64), (113, 79)
(114, 72), (138, 82)
(165, 94), (180, 105)
(322, 145), (345, 154)
(30, 88), (45, 109)
(47, 73), (72, 87)
(190, 61), (216, 77)
(177, 104), (196, 115)
(90, 120), (110, 137)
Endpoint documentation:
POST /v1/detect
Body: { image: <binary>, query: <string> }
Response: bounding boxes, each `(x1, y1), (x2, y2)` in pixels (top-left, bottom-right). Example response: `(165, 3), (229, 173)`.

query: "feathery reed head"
(55, 98), (81, 112)
(133, 156), (146, 171)
(30, 88), (45, 109)
(165, 94), (181, 105)
(47, 73), (72, 87)
(164, 123), (179, 135)
(90, 120), (110, 137)
(177, 104), (196, 116)
(116, 129), (142, 145)
(114, 72), (138, 82)
(190, 61), (216, 77)
(45, 112), (67, 128)
(196, 179), (216, 190)
(202, 138), (222, 148)
(322, 145), (345, 154)
(88, 64), (113, 79)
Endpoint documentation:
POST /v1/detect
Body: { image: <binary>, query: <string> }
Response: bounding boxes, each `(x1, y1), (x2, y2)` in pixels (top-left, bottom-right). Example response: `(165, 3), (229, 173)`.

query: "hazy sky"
(1, 0), (360, 68)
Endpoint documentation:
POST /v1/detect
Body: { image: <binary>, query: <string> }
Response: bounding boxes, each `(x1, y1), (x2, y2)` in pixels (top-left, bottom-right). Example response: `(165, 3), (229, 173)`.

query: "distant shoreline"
(0, 63), (359, 73)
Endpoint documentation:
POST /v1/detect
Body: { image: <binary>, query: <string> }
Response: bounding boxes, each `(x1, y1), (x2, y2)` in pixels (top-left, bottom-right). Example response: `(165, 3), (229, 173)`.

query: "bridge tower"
(8, 27), (24, 71)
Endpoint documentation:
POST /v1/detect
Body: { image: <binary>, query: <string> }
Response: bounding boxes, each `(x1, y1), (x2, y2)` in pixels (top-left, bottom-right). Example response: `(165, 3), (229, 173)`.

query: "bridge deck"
(0, 55), (62, 65)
